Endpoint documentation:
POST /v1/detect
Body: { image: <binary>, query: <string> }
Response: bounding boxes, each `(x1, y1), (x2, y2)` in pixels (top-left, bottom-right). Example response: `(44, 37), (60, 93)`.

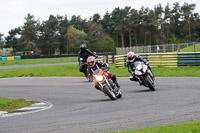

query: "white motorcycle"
(134, 61), (155, 91)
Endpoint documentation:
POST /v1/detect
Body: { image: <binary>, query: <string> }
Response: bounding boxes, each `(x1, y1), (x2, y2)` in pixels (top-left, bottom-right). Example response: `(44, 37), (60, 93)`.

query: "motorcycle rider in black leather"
(78, 44), (98, 76)
(87, 56), (120, 91)
(127, 51), (152, 82)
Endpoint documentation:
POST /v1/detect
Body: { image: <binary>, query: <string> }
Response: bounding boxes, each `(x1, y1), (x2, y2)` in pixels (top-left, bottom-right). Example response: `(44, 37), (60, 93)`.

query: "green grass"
(152, 66), (200, 77)
(110, 65), (200, 77)
(177, 43), (200, 52)
(0, 64), (200, 78)
(0, 57), (78, 66)
(103, 121), (200, 133)
(0, 64), (82, 78)
(0, 97), (38, 111)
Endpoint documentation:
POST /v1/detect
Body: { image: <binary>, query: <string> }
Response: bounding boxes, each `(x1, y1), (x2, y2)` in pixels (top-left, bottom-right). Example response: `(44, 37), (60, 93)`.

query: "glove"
(102, 64), (110, 72)
(144, 59), (148, 65)
(104, 68), (109, 72)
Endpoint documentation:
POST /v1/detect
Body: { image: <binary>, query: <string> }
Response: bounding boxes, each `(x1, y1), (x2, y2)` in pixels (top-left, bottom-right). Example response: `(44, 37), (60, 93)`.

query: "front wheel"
(144, 76), (155, 91)
(103, 85), (116, 100)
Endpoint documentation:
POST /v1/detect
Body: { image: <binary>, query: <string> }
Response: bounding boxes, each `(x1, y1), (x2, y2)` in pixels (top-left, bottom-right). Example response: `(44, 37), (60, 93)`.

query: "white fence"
(116, 42), (199, 55)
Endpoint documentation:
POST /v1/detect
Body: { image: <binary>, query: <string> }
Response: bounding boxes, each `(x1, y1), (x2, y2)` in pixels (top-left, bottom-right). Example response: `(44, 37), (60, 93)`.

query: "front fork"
(137, 76), (143, 85)
(148, 69), (155, 80)
(137, 74), (152, 87)
(140, 74), (154, 87)
(98, 77), (114, 92)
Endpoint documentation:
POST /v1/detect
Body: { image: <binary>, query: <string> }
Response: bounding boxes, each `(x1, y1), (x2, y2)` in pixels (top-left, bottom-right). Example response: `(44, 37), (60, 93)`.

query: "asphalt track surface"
(0, 77), (200, 133)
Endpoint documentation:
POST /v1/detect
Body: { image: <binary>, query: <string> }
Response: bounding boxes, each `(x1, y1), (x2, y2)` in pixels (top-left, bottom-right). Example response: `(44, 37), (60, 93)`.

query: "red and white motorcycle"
(92, 65), (122, 100)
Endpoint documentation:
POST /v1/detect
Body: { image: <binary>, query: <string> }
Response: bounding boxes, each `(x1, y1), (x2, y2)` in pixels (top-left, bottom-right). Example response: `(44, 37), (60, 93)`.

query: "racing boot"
(130, 75), (138, 82)
(114, 81), (120, 92)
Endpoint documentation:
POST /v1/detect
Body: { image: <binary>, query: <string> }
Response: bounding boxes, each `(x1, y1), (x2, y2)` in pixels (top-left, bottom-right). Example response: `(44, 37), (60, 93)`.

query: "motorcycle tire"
(144, 76), (155, 91)
(103, 85), (116, 100)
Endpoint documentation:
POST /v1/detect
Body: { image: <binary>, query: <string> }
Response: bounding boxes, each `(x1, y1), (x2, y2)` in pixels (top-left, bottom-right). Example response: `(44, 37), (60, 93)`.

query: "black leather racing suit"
(127, 55), (150, 81)
(78, 49), (98, 76)
(87, 61), (120, 90)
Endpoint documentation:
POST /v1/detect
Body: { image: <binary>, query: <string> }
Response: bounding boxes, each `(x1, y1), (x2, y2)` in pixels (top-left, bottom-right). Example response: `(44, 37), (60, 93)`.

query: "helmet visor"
(88, 62), (94, 67)
(128, 57), (135, 62)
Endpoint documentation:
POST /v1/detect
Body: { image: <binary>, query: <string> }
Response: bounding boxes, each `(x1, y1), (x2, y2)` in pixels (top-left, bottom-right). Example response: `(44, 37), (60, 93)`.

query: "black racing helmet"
(80, 44), (87, 51)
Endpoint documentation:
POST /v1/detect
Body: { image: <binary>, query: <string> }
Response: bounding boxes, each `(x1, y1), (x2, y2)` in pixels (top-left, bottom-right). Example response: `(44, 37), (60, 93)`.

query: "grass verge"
(0, 97), (38, 111)
(0, 57), (78, 66)
(0, 64), (200, 78)
(103, 121), (200, 133)
(110, 65), (200, 77)
(0, 64), (81, 78)
(173, 43), (200, 53)
(179, 43), (200, 52)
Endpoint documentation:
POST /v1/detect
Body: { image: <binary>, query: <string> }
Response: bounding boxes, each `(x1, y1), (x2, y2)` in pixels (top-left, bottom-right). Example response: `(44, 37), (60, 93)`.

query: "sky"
(0, 0), (200, 37)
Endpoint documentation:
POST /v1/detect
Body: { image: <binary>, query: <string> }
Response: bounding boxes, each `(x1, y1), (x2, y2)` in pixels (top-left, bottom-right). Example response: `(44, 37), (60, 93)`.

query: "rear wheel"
(144, 76), (155, 91)
(103, 85), (116, 100)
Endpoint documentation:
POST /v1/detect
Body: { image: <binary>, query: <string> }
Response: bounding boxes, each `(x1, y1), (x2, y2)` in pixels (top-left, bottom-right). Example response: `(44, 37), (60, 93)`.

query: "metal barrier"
(114, 52), (200, 68)
(7, 56), (14, 60)
(98, 56), (104, 62)
(114, 55), (126, 68)
(108, 55), (114, 64)
(148, 53), (178, 67)
(0, 56), (21, 61)
(114, 53), (148, 68)
(178, 52), (200, 66)
(1, 57), (7, 60)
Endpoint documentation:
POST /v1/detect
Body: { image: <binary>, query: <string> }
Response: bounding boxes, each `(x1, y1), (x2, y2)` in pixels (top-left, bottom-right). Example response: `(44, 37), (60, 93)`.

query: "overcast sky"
(1, 0), (199, 37)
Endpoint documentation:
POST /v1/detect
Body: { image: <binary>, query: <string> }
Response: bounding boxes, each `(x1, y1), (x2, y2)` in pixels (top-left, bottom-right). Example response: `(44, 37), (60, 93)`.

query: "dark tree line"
(0, 2), (200, 55)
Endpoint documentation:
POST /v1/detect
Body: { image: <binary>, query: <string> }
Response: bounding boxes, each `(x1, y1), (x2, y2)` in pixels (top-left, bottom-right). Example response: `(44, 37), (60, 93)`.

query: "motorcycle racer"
(87, 56), (120, 91)
(78, 44), (98, 77)
(127, 51), (153, 82)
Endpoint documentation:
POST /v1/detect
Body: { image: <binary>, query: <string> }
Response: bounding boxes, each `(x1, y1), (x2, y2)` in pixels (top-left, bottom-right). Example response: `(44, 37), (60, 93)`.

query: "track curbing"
(0, 102), (53, 117)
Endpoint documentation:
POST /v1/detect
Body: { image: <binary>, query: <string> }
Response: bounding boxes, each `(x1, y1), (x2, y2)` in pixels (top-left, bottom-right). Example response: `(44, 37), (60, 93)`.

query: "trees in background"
(1, 2), (200, 55)
(37, 15), (60, 55)
(18, 14), (39, 52)
(5, 27), (21, 51)
(65, 25), (87, 53)
(0, 33), (4, 48)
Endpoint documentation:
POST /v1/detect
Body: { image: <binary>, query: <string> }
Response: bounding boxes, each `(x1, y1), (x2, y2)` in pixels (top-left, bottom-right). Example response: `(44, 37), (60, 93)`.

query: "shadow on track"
(127, 89), (154, 93)
(85, 97), (124, 103)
